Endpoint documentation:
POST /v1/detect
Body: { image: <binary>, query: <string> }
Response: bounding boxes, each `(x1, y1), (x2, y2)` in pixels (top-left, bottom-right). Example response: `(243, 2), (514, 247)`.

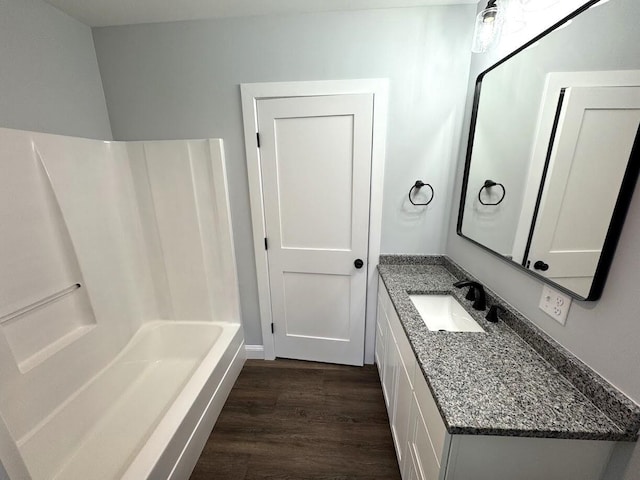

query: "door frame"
(240, 79), (388, 363)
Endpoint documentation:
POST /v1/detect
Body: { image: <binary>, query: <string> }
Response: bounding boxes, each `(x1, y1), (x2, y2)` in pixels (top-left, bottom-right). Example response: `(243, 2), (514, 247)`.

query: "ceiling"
(44, 0), (478, 27)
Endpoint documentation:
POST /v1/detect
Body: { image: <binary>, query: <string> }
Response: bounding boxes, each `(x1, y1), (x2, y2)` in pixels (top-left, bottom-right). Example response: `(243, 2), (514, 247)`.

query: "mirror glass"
(458, 0), (640, 300)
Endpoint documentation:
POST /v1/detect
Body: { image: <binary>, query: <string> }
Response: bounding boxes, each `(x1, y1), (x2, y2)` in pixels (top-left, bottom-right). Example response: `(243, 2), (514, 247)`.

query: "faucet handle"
(464, 286), (476, 301)
(485, 305), (503, 323)
(453, 280), (477, 301)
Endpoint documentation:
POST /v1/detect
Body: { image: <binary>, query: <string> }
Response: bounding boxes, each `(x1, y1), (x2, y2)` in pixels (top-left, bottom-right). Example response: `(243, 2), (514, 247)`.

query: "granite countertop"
(378, 256), (640, 441)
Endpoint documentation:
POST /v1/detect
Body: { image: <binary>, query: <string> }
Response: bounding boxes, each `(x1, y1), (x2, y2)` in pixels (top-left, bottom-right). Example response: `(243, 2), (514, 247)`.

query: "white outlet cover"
(539, 285), (572, 325)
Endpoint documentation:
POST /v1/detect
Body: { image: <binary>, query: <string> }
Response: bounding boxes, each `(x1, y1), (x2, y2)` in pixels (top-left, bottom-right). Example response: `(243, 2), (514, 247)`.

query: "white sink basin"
(409, 295), (485, 333)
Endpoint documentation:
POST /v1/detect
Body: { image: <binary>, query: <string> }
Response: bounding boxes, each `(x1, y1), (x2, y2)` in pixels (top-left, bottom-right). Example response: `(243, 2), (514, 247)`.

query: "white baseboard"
(244, 345), (265, 359)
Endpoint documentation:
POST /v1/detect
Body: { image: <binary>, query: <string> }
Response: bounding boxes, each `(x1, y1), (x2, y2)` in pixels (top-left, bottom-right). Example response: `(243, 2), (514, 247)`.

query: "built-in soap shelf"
(1, 283), (96, 373)
(0, 139), (100, 374)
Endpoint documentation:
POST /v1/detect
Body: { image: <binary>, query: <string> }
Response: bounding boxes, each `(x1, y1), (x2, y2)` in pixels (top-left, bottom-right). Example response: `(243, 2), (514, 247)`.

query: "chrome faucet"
(453, 280), (487, 311)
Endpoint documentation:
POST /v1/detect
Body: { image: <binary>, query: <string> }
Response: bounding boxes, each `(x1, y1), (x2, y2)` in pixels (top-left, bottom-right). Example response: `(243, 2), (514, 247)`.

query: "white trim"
(244, 345), (265, 360)
(165, 339), (246, 480)
(240, 79), (388, 364)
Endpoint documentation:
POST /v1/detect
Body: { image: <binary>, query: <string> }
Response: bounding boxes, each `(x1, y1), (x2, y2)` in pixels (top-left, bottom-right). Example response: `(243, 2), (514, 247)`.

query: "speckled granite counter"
(378, 255), (640, 441)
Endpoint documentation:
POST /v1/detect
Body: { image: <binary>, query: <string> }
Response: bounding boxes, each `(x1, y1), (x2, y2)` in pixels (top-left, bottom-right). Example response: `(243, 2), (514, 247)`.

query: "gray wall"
(0, 0), (112, 139)
(447, 0), (640, 477)
(92, 6), (476, 345)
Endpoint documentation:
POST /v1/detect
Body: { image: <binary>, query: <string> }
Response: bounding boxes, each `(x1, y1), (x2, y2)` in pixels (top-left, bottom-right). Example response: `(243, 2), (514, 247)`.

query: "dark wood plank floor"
(190, 359), (401, 480)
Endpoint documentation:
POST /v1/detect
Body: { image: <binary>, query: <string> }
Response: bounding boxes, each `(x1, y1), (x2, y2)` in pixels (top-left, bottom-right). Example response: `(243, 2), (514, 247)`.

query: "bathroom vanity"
(375, 256), (640, 480)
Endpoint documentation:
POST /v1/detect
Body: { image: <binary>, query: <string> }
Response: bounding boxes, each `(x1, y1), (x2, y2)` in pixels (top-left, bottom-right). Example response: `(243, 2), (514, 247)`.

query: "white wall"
(447, 1), (640, 478)
(0, 0), (111, 139)
(0, 131), (156, 451)
(127, 139), (242, 326)
(92, 6), (476, 345)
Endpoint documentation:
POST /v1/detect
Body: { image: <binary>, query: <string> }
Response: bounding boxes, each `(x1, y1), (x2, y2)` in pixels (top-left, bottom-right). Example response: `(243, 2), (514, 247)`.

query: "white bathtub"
(16, 321), (245, 480)
(0, 132), (245, 479)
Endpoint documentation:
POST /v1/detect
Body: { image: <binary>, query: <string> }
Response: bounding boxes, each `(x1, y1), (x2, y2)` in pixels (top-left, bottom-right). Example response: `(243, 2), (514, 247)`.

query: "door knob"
(354, 259), (364, 269)
(533, 260), (549, 272)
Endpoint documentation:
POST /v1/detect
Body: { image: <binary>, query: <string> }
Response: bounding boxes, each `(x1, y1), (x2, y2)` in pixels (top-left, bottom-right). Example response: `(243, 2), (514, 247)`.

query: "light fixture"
(518, 0), (560, 12)
(500, 0), (526, 34)
(472, 0), (504, 53)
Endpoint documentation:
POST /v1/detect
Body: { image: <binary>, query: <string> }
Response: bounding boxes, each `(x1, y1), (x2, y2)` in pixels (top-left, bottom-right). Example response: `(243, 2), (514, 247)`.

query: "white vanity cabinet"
(375, 278), (618, 480)
(376, 281), (449, 480)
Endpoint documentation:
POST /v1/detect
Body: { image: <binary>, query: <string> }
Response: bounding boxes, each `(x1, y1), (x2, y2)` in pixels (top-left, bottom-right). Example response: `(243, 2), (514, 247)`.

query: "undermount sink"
(409, 295), (485, 333)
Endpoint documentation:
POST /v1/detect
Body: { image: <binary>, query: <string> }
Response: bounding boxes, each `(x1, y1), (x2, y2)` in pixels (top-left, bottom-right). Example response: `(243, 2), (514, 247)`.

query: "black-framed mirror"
(457, 0), (640, 301)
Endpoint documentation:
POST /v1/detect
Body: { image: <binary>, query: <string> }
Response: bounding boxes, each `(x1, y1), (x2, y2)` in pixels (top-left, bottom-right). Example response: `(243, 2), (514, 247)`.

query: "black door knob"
(354, 259), (364, 269)
(533, 260), (550, 272)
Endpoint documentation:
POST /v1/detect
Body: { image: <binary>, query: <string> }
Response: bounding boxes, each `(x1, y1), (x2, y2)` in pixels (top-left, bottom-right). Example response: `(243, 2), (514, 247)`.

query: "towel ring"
(409, 180), (434, 207)
(478, 179), (505, 206)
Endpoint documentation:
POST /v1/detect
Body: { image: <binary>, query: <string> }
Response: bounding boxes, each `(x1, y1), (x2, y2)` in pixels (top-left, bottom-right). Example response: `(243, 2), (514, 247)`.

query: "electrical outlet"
(539, 285), (571, 325)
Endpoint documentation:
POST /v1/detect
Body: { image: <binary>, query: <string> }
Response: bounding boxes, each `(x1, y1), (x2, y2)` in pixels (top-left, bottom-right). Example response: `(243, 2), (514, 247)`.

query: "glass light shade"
(500, 0), (526, 34)
(519, 0), (561, 12)
(472, 6), (503, 53)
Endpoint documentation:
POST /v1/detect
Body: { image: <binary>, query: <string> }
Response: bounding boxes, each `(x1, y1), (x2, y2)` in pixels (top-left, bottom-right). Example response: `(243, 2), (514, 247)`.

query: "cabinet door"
(406, 449), (422, 480)
(410, 393), (442, 480)
(375, 298), (386, 382)
(413, 370), (447, 460)
(393, 358), (413, 473)
(382, 325), (397, 412)
(408, 439), (426, 480)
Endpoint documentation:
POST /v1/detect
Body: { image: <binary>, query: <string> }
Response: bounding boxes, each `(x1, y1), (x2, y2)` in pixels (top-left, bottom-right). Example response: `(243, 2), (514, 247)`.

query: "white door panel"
(281, 272), (351, 340)
(528, 86), (640, 297)
(275, 114), (355, 250)
(258, 94), (374, 366)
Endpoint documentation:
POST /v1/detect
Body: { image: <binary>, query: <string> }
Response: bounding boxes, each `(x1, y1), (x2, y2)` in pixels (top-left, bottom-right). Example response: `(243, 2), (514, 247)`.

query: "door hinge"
(271, 322), (274, 334)
(256, 132), (261, 148)
(264, 237), (268, 250)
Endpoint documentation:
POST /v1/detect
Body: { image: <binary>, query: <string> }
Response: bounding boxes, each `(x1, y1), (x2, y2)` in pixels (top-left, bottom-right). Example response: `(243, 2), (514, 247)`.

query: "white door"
(257, 94), (373, 366)
(528, 86), (640, 297)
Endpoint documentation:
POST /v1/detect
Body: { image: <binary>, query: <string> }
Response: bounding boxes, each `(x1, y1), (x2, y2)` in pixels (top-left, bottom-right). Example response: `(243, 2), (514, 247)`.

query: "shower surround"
(0, 128), (245, 479)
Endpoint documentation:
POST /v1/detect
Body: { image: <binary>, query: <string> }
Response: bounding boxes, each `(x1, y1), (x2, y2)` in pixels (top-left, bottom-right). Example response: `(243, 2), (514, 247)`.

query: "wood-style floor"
(190, 359), (401, 480)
